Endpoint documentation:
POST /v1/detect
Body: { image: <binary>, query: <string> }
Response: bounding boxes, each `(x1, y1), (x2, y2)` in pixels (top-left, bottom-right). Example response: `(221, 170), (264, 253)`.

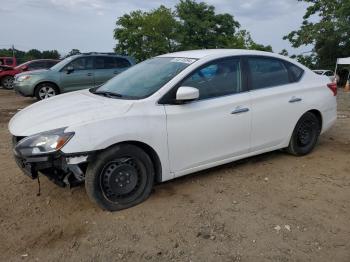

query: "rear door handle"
(231, 107), (249, 114)
(289, 97), (302, 103)
(87, 73), (93, 76)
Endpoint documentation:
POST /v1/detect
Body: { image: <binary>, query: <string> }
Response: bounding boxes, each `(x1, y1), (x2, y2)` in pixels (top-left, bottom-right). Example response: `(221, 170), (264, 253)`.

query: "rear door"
(94, 56), (116, 86)
(94, 56), (132, 87)
(247, 56), (306, 152)
(60, 56), (94, 92)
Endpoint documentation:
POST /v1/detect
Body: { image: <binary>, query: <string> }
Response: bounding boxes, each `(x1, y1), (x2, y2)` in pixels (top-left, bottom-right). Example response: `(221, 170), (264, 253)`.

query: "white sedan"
(9, 49), (337, 211)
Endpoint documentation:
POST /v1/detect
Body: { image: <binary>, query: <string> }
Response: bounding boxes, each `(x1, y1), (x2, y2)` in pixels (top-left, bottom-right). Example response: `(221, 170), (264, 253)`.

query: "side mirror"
(21, 65), (28, 71)
(66, 66), (74, 74)
(176, 86), (199, 103)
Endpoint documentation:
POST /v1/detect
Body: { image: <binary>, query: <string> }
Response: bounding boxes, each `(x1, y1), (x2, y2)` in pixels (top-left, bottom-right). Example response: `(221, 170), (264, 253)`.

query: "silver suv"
(14, 53), (135, 100)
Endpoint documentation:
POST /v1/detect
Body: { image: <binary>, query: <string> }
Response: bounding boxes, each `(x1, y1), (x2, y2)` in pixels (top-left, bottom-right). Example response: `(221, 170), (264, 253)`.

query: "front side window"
(248, 57), (290, 90)
(65, 57), (93, 71)
(96, 57), (194, 99)
(181, 58), (242, 100)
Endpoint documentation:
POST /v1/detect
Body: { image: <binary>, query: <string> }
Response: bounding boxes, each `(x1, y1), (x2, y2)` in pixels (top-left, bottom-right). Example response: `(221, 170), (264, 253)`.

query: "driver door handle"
(231, 107), (249, 114)
(289, 97), (302, 103)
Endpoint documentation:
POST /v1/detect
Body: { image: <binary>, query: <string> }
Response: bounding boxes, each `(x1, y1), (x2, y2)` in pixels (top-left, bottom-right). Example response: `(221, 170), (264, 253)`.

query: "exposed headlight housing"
(15, 128), (74, 157)
(17, 75), (31, 82)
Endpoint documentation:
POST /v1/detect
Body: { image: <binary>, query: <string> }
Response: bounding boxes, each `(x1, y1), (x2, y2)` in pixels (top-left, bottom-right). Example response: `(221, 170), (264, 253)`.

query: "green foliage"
(115, 6), (179, 62)
(284, 0), (350, 69)
(64, 49), (81, 58)
(114, 0), (272, 61)
(0, 48), (61, 64)
(290, 54), (318, 69)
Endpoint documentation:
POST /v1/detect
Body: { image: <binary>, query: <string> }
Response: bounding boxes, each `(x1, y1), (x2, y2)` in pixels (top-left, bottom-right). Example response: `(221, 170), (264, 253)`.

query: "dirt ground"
(0, 88), (349, 262)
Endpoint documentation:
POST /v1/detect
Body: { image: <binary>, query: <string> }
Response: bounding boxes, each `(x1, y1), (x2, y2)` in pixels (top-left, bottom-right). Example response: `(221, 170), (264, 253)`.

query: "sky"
(0, 0), (312, 56)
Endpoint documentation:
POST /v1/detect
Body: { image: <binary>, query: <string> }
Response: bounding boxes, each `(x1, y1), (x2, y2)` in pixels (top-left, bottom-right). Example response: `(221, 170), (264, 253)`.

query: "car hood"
(15, 69), (50, 77)
(9, 90), (134, 136)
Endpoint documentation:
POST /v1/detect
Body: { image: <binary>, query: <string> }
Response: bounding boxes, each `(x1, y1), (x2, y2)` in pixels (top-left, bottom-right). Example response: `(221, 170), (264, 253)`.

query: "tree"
(114, 0), (272, 62)
(115, 6), (180, 62)
(65, 49), (81, 58)
(284, 0), (350, 69)
(26, 49), (42, 60)
(176, 0), (241, 49)
(42, 50), (60, 59)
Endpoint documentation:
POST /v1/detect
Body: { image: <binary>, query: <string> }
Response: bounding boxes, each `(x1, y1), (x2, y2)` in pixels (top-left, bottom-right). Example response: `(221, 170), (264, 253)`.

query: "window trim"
(158, 56), (248, 105)
(244, 55), (304, 91)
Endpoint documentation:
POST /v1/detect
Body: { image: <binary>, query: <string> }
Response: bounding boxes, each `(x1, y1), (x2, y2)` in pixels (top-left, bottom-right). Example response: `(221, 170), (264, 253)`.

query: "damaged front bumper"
(12, 136), (92, 187)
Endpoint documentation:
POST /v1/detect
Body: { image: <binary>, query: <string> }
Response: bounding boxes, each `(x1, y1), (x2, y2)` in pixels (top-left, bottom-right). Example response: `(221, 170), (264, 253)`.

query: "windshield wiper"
(92, 90), (123, 98)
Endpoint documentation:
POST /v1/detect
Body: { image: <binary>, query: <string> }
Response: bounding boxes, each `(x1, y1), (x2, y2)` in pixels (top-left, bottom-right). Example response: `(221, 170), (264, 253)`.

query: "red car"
(0, 59), (59, 89)
(0, 57), (17, 67)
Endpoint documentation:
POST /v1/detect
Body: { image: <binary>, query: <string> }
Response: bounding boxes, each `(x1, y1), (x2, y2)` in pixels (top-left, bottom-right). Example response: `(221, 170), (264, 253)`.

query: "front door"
(60, 56), (94, 92)
(164, 57), (252, 176)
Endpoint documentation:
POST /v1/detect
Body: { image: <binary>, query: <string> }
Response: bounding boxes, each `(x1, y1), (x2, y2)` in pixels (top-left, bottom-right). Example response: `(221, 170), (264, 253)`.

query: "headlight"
(15, 128), (74, 157)
(17, 75), (31, 82)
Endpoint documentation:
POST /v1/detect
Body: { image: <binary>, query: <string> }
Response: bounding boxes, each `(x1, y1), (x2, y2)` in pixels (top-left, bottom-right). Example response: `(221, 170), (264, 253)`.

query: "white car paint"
(9, 49), (337, 182)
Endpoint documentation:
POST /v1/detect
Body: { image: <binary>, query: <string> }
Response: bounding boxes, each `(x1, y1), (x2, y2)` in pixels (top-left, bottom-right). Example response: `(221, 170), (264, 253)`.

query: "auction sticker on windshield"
(170, 58), (196, 64)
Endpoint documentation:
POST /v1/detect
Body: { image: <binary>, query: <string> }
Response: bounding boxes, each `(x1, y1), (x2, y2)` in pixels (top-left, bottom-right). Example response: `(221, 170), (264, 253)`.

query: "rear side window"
(325, 71), (334, 77)
(286, 62), (304, 82)
(182, 58), (242, 100)
(248, 57), (290, 90)
(114, 57), (131, 68)
(95, 56), (116, 69)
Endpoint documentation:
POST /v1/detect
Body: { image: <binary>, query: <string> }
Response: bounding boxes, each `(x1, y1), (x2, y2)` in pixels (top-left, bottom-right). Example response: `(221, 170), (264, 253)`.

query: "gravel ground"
(0, 88), (349, 262)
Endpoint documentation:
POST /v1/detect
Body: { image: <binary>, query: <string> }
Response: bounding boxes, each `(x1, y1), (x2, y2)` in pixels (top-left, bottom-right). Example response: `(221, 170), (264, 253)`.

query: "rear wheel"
(85, 144), (154, 211)
(287, 112), (321, 156)
(1, 76), (14, 89)
(34, 83), (58, 100)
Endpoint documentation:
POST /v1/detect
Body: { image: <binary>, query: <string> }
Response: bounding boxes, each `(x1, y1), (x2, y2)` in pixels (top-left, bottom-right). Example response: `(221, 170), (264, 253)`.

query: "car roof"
(157, 49), (282, 59)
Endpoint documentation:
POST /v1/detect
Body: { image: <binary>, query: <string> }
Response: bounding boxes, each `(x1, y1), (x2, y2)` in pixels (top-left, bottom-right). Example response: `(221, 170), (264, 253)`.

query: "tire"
(34, 83), (58, 100)
(287, 112), (321, 156)
(1, 76), (14, 89)
(85, 144), (154, 211)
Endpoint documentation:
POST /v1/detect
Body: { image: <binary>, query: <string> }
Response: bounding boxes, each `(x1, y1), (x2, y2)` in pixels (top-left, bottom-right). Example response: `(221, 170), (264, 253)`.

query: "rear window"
(115, 57), (131, 68)
(5, 58), (13, 64)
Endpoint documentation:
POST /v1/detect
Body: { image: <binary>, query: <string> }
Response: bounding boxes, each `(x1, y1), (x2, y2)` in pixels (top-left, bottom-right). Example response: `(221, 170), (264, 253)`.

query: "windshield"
(15, 61), (30, 69)
(50, 56), (75, 71)
(95, 57), (196, 99)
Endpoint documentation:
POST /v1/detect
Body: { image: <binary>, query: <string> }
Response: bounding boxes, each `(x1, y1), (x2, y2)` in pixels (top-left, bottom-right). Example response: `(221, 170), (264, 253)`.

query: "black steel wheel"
(85, 144), (154, 211)
(287, 112), (321, 156)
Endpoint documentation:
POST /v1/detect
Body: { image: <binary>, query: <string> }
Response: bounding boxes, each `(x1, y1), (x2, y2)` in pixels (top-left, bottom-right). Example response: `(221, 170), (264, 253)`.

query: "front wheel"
(287, 112), (321, 156)
(85, 144), (154, 211)
(34, 83), (58, 100)
(1, 76), (14, 89)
